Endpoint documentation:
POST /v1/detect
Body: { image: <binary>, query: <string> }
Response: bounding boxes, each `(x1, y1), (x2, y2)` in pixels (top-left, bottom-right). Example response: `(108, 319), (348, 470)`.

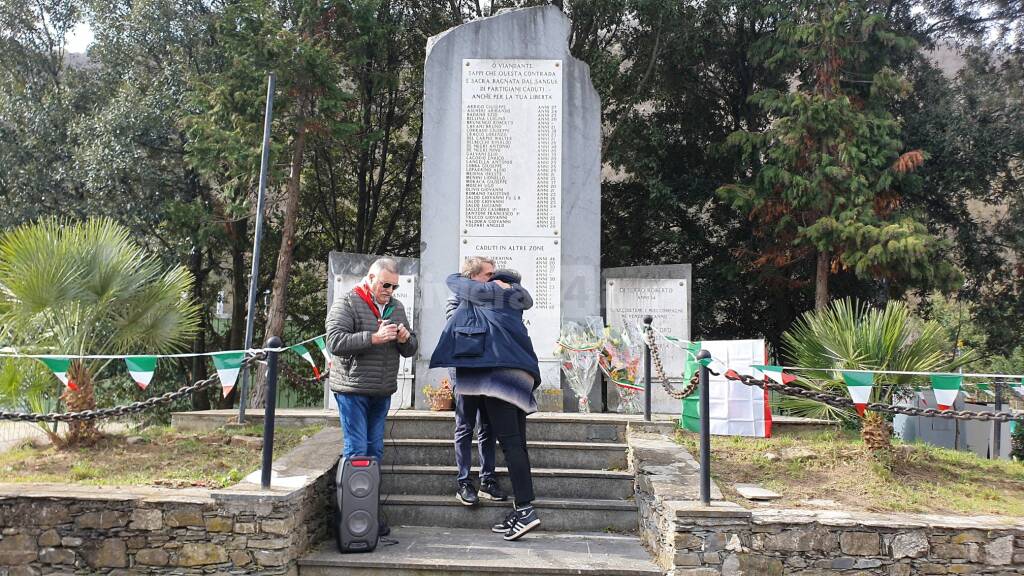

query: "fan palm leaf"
(780, 298), (972, 424)
(0, 218), (200, 444)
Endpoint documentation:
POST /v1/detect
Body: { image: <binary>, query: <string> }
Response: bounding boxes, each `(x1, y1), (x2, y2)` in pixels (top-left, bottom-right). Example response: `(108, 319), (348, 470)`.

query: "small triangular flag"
(290, 344), (320, 378)
(314, 336), (331, 371)
(706, 357), (727, 374)
(753, 365), (797, 385)
(125, 356), (158, 390)
(40, 357), (76, 391)
(929, 374), (961, 411)
(841, 371), (874, 416)
(212, 352), (245, 398)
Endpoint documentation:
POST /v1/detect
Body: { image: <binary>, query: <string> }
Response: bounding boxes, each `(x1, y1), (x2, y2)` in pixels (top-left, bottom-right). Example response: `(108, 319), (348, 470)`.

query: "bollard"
(643, 316), (653, 422)
(697, 349), (711, 506)
(261, 336), (283, 489)
(994, 380), (1003, 459)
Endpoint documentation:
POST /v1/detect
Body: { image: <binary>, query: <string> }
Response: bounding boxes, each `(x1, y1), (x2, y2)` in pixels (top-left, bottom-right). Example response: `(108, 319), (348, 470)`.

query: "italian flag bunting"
(314, 336), (331, 371)
(125, 356), (158, 390)
(929, 374), (962, 411)
(752, 365), (797, 385)
(212, 352), (245, 398)
(841, 371), (874, 416)
(40, 357), (76, 391)
(290, 344), (320, 378)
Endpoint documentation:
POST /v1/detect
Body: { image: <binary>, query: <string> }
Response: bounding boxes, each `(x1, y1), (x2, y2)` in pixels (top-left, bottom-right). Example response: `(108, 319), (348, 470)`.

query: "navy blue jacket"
(429, 274), (540, 385)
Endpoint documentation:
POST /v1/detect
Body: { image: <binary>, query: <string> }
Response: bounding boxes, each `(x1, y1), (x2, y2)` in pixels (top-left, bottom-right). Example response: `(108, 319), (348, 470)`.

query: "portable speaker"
(334, 456), (380, 553)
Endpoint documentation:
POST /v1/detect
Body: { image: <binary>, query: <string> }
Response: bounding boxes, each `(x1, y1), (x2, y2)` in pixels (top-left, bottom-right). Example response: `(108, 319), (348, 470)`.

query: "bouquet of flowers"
(556, 318), (603, 413)
(599, 324), (644, 414)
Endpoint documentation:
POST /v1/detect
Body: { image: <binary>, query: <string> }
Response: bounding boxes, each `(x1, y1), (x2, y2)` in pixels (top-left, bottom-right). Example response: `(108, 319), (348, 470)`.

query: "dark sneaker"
(456, 482), (479, 506)
(504, 505), (540, 541)
(491, 508), (516, 533)
(479, 479), (508, 501)
(378, 522), (390, 537)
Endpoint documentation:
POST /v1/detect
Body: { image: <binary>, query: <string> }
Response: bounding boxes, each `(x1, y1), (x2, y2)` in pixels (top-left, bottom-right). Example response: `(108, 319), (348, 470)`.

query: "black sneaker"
(378, 522), (390, 537)
(491, 508), (516, 533)
(479, 479), (507, 501)
(504, 505), (540, 541)
(456, 482), (479, 506)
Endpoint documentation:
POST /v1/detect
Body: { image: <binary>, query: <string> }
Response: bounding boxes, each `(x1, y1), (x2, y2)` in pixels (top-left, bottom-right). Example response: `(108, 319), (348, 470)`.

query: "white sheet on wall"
(703, 339), (769, 437)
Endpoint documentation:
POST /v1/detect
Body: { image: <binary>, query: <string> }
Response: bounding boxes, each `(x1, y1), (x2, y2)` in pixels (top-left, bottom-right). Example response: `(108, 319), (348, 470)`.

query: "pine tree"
(718, 0), (960, 309)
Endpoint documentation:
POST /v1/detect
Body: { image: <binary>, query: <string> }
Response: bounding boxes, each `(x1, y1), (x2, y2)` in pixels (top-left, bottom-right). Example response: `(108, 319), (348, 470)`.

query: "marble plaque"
(460, 59), (562, 237)
(606, 277), (689, 377)
(460, 236), (561, 359)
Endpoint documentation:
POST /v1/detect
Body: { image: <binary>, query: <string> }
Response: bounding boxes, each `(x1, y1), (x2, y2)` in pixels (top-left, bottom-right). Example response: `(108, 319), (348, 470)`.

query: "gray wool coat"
(326, 290), (418, 397)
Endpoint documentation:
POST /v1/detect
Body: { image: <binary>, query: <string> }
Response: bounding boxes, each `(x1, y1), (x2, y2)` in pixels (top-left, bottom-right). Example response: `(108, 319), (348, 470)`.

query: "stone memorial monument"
(417, 6), (601, 411)
(603, 264), (692, 413)
(324, 252), (419, 410)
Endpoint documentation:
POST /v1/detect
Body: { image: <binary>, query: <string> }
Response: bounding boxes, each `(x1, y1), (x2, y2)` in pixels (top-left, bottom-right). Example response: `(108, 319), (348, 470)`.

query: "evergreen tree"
(718, 0), (959, 310)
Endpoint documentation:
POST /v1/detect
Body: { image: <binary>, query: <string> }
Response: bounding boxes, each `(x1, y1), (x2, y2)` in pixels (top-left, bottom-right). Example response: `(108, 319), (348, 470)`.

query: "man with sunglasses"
(326, 257), (418, 535)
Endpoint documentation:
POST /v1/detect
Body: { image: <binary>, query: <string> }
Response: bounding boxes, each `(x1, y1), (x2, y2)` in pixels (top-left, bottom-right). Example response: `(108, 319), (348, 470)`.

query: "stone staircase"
(297, 410), (664, 575)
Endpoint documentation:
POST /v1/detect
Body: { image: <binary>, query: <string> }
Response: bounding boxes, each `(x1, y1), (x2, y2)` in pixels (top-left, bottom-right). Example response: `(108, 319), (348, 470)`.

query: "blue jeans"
(335, 393), (391, 461)
(454, 392), (496, 486)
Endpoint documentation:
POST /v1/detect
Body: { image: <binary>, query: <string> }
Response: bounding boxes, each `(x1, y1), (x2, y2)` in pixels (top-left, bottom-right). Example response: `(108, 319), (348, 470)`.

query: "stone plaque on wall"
(419, 6), (601, 411)
(460, 59), (561, 237)
(603, 265), (692, 413)
(460, 236), (561, 359)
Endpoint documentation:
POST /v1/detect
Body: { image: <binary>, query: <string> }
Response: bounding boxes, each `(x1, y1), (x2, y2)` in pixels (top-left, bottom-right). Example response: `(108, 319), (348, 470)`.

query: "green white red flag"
(752, 365), (797, 385)
(929, 374), (962, 411)
(39, 357), (76, 391)
(290, 344), (320, 378)
(125, 356), (158, 390)
(841, 371), (874, 416)
(212, 352), (245, 398)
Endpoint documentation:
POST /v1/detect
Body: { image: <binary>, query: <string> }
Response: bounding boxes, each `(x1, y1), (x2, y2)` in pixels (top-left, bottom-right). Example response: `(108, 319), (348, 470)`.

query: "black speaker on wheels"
(334, 456), (380, 553)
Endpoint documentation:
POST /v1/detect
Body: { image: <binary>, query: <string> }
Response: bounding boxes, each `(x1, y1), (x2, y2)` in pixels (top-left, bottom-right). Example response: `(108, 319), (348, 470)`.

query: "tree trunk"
(188, 246), (211, 411)
(265, 108), (308, 340)
(815, 249), (830, 310)
(63, 361), (98, 446)
(219, 217), (248, 409)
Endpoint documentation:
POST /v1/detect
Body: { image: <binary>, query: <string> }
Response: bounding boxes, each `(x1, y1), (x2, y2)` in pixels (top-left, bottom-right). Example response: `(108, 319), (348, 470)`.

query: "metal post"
(643, 316), (653, 422)
(994, 380), (1003, 459)
(697, 349), (711, 506)
(239, 73), (276, 423)
(261, 336), (283, 489)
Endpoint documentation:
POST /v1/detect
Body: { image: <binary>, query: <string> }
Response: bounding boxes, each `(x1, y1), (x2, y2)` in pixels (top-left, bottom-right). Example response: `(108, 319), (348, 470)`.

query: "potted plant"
(422, 378), (454, 411)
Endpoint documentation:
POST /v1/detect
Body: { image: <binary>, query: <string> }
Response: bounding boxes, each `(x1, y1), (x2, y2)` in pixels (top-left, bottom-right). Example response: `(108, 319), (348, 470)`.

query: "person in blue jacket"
(430, 265), (542, 541)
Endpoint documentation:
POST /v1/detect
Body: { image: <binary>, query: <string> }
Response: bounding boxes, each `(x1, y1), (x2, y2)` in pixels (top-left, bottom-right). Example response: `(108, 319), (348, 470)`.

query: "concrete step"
(381, 465), (635, 500)
(298, 526), (662, 576)
(381, 412), (629, 442)
(381, 439), (628, 470)
(171, 409), (667, 443)
(380, 495), (638, 533)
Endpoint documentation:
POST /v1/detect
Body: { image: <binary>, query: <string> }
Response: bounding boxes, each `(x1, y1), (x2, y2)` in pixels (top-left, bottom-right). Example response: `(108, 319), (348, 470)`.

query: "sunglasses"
(380, 282), (398, 290)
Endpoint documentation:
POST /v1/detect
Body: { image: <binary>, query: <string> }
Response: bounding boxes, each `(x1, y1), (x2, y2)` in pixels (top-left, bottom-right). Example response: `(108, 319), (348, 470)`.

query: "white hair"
(368, 257), (399, 276)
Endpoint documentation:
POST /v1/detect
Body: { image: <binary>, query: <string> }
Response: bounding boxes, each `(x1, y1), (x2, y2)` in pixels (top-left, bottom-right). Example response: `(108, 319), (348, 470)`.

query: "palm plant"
(780, 298), (971, 454)
(0, 218), (200, 445)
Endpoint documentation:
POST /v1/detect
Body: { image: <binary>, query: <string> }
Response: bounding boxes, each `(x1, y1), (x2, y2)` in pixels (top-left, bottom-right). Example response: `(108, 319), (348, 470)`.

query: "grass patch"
(0, 424), (324, 488)
(676, 427), (1024, 516)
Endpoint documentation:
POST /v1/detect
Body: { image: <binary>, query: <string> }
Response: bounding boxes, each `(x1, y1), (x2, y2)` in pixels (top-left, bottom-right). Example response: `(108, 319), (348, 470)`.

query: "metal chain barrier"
(0, 353), (266, 423)
(643, 325), (699, 399)
(722, 370), (1024, 423)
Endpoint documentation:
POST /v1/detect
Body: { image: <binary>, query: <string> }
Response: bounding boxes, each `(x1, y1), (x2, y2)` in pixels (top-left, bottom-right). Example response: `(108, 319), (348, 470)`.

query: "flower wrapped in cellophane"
(556, 318), (603, 413)
(599, 323), (644, 414)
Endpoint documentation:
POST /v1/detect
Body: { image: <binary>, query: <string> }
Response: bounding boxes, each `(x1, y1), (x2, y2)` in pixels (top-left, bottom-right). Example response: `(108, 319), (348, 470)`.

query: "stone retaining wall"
(0, 428), (339, 575)
(628, 425), (1024, 575)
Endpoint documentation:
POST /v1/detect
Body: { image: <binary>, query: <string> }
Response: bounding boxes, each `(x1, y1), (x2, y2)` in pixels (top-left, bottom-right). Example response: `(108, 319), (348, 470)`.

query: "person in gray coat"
(326, 257), (418, 465)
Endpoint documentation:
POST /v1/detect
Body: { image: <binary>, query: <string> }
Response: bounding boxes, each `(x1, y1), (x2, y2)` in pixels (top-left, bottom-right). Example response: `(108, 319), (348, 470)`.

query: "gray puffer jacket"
(326, 290), (418, 397)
